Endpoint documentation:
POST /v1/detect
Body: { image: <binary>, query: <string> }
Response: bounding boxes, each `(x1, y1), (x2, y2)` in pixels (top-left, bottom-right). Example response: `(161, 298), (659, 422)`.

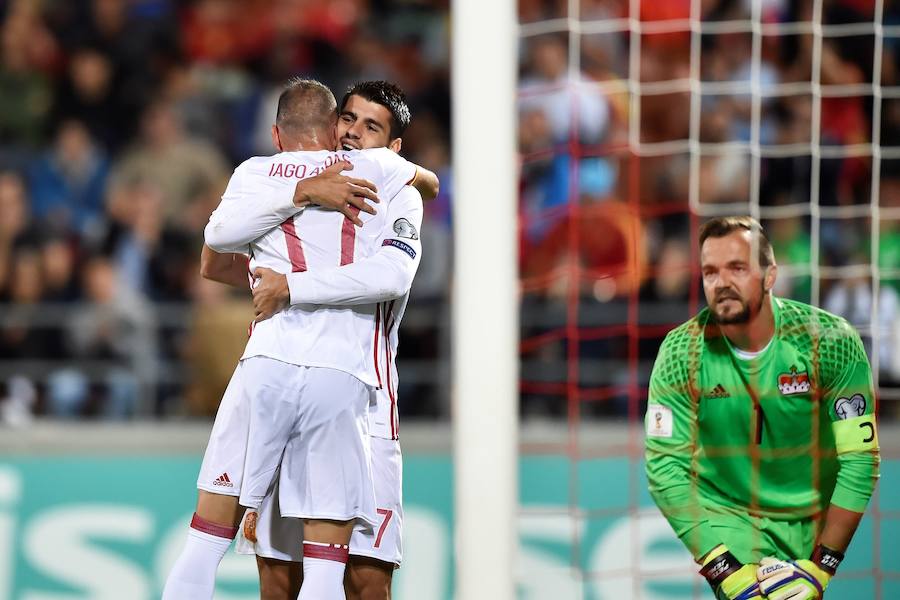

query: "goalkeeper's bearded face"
(700, 230), (770, 325)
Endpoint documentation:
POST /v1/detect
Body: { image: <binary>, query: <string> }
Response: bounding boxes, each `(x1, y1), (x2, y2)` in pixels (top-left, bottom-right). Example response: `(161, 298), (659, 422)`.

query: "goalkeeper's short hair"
(699, 216), (775, 268)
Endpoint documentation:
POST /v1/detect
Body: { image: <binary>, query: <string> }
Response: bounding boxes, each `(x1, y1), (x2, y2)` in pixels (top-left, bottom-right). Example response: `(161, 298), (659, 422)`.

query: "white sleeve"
(371, 148), (417, 202)
(287, 186), (423, 305)
(204, 162), (301, 253)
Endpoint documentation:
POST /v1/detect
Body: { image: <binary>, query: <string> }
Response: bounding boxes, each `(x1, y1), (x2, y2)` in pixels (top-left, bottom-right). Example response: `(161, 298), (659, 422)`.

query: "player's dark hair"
(276, 77), (337, 137)
(339, 81), (411, 139)
(699, 216), (775, 268)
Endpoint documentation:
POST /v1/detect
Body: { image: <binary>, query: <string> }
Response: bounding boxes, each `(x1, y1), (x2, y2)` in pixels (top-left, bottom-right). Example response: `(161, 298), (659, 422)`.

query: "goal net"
(514, 0), (899, 598)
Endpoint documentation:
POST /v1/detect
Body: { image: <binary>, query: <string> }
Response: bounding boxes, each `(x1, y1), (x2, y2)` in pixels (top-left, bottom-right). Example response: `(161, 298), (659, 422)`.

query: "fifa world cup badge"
(646, 404), (673, 438)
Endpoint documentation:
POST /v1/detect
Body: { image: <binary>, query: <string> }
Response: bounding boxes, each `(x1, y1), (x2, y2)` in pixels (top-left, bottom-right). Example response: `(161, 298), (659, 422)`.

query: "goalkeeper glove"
(699, 544), (763, 600)
(756, 544), (844, 600)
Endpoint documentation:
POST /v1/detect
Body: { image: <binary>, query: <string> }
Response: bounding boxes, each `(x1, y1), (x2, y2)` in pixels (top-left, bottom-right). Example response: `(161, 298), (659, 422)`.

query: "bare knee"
(344, 557), (393, 600)
(196, 490), (245, 528)
(257, 556), (301, 600)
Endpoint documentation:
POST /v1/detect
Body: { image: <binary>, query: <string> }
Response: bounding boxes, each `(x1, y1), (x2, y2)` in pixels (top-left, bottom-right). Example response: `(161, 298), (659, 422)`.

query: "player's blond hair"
(276, 77), (337, 137)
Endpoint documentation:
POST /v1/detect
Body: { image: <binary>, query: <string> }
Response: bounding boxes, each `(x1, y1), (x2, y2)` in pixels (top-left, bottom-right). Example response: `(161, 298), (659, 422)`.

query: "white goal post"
(451, 0), (518, 597)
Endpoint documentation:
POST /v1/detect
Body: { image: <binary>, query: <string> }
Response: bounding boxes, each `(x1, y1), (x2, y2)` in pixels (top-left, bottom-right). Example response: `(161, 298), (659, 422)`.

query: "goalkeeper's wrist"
(699, 544), (742, 587)
(810, 543), (844, 577)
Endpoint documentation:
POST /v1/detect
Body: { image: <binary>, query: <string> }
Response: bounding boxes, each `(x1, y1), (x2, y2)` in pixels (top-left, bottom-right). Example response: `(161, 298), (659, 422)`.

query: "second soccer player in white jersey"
(161, 78), (424, 600)
(237, 81), (430, 600)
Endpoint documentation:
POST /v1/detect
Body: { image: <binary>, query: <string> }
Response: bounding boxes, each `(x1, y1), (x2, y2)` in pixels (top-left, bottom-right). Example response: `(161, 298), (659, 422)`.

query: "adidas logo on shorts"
(213, 473), (233, 487)
(704, 384), (730, 399)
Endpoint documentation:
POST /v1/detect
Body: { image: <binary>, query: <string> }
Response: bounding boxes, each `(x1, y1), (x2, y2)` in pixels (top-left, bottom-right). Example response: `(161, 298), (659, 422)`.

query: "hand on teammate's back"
(294, 159), (380, 226)
(251, 267), (289, 321)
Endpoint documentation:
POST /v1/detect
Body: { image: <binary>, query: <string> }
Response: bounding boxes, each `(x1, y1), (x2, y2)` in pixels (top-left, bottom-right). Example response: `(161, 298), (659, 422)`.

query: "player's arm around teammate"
(200, 149), (382, 287)
(244, 82), (426, 600)
(251, 183), (422, 319)
(164, 79), (396, 600)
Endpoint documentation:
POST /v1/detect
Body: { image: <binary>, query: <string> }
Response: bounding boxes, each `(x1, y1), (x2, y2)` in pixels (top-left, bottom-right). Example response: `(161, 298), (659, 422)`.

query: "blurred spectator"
(182, 277), (252, 416)
(0, 246), (60, 360)
(108, 100), (229, 230)
(696, 108), (751, 204)
(52, 45), (126, 151)
(0, 0), (895, 422)
(0, 172), (33, 294)
(53, 254), (150, 418)
(766, 214), (812, 302)
(639, 238), (692, 304)
(518, 34), (618, 247)
(103, 177), (197, 301)
(40, 234), (78, 302)
(522, 202), (646, 301)
(823, 259), (900, 384)
(28, 120), (109, 239)
(0, 1), (55, 158)
(0, 0), (455, 421)
(519, 35), (611, 146)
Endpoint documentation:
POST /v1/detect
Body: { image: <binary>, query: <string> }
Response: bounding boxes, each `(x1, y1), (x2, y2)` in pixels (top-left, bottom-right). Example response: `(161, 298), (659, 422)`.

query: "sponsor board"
(0, 455), (894, 599)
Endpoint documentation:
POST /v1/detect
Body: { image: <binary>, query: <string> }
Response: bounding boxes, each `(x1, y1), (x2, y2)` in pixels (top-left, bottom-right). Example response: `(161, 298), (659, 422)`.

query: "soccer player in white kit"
(240, 81), (427, 600)
(161, 78), (424, 600)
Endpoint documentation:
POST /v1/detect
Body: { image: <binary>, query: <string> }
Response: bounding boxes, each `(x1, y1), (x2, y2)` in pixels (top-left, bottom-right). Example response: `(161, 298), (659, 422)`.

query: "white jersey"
(369, 295), (407, 440)
(283, 186), (423, 439)
(205, 148), (421, 387)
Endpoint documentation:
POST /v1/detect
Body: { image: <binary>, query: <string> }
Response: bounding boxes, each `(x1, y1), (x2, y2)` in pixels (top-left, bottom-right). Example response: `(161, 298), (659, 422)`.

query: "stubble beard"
(710, 282), (766, 325)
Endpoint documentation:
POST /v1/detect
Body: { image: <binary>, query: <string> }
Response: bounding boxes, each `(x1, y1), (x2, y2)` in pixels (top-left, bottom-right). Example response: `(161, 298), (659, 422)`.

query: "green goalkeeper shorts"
(705, 504), (819, 564)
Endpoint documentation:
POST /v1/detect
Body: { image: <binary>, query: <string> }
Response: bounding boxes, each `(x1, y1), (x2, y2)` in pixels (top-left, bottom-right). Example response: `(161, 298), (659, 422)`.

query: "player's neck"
(719, 293), (775, 352)
(279, 132), (333, 152)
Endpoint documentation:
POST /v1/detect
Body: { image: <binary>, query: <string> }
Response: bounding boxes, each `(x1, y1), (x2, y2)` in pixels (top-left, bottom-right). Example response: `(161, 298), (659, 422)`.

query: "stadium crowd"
(0, 0), (451, 421)
(518, 0), (900, 417)
(1, 0), (898, 423)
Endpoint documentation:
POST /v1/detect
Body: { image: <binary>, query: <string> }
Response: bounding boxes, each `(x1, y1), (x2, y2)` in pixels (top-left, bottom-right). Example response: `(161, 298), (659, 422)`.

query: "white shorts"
(197, 357), (377, 526)
(236, 437), (403, 567)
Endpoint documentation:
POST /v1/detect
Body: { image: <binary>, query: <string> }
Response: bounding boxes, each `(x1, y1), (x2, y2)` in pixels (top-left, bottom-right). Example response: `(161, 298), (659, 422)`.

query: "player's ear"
(764, 263), (777, 292)
(389, 137), (402, 153)
(271, 125), (283, 152)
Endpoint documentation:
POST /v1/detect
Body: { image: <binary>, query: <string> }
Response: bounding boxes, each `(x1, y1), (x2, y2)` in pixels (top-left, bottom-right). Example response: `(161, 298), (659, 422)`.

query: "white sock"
(161, 513), (236, 600)
(298, 542), (349, 600)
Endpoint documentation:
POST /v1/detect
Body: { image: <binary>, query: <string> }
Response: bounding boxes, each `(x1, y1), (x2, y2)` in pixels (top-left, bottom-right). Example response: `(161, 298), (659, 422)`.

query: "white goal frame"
(451, 0), (519, 597)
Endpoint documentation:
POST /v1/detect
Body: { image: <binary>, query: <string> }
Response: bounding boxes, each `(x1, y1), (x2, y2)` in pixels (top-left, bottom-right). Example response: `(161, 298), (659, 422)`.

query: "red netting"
(516, 0), (895, 597)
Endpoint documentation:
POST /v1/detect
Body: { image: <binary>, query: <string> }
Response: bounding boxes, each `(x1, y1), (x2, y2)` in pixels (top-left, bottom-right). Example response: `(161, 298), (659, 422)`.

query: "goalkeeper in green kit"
(645, 217), (880, 600)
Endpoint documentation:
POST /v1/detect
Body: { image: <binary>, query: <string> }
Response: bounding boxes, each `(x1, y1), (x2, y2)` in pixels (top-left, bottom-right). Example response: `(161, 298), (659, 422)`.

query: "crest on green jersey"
(777, 366), (811, 395)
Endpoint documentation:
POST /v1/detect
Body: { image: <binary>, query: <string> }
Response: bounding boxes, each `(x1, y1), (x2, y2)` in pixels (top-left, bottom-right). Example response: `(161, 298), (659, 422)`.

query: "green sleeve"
(645, 328), (719, 561)
(820, 322), (880, 513)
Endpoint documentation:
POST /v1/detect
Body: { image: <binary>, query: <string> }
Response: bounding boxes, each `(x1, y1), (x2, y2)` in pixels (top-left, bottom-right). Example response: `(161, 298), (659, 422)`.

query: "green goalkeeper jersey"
(644, 296), (880, 559)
